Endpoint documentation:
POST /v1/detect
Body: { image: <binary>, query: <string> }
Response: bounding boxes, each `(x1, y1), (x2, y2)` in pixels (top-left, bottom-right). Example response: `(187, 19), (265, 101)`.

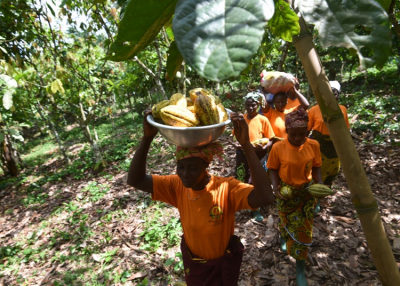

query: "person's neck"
(192, 173), (211, 191)
(247, 112), (258, 119)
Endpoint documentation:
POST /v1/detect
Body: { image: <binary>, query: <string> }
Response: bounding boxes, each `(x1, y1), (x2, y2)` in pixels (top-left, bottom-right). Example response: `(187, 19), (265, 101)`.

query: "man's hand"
(143, 109), (158, 138)
(230, 113), (250, 147)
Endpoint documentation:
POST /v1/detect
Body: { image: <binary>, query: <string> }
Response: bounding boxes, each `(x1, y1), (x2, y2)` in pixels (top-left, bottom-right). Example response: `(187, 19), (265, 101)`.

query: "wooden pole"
(291, 11), (400, 286)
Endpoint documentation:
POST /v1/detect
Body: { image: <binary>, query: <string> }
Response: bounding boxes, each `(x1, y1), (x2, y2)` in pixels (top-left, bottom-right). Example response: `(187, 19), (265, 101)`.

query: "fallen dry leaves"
(0, 126), (399, 286)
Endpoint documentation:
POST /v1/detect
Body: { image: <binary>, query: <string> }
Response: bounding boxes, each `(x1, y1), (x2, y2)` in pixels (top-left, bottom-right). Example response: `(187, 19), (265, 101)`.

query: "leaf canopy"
(267, 0), (300, 42)
(298, 0), (391, 70)
(172, 0), (275, 81)
(106, 0), (178, 61)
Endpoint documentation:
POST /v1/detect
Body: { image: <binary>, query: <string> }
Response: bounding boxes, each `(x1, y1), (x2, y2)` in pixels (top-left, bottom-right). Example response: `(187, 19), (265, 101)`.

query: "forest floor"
(0, 119), (399, 286)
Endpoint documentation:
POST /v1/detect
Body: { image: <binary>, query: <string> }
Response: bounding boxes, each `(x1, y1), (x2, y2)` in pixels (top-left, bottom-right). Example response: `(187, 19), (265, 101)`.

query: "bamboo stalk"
(291, 14), (400, 285)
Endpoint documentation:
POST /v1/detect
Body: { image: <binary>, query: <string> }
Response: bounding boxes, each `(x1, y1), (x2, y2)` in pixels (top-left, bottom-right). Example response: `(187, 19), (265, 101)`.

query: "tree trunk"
(79, 103), (105, 170)
(36, 103), (71, 164)
(0, 133), (20, 177)
(291, 6), (400, 285)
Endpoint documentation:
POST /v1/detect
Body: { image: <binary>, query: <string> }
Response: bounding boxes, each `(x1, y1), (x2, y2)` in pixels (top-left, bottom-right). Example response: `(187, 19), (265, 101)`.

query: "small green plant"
(82, 181), (110, 202)
(236, 163), (246, 182)
(165, 252), (184, 273)
(140, 213), (183, 252)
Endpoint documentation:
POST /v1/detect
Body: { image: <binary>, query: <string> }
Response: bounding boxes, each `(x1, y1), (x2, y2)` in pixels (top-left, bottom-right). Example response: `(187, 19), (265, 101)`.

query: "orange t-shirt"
(233, 114), (275, 142)
(285, 98), (300, 110)
(267, 138), (322, 188)
(152, 174), (254, 260)
(264, 107), (297, 139)
(308, 104), (350, 135)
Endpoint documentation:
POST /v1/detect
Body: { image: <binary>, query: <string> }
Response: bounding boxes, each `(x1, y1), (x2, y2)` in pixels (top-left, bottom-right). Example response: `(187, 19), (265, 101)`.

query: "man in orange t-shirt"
(128, 110), (274, 285)
(267, 109), (322, 286)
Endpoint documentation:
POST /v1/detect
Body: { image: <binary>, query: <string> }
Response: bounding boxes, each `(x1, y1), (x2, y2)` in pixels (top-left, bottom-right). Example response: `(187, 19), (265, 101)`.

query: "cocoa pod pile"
(151, 88), (229, 127)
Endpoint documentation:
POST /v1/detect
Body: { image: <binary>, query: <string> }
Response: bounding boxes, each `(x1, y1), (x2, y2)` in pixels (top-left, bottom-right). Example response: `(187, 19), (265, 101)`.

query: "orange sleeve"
(151, 175), (179, 207)
(308, 106), (316, 131)
(263, 117), (275, 138)
(266, 143), (281, 169)
(226, 178), (255, 211)
(340, 105), (350, 129)
(311, 141), (322, 167)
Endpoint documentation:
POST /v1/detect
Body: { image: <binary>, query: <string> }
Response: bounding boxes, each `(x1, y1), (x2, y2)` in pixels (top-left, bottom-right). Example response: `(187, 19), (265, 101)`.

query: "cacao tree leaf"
(106, 0), (178, 61)
(0, 74), (18, 88)
(51, 79), (59, 94)
(298, 0), (391, 70)
(0, 133), (4, 143)
(3, 89), (13, 110)
(375, 0), (391, 11)
(173, 0), (275, 82)
(56, 79), (65, 94)
(267, 0), (300, 42)
(166, 41), (183, 82)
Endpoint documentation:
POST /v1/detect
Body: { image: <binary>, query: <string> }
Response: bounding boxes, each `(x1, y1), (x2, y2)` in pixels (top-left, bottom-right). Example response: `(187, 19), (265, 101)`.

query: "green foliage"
(165, 252), (184, 273)
(298, 0), (391, 70)
(140, 208), (183, 252)
(106, 0), (178, 61)
(166, 41), (183, 82)
(236, 163), (246, 183)
(172, 0), (274, 81)
(267, 0), (300, 42)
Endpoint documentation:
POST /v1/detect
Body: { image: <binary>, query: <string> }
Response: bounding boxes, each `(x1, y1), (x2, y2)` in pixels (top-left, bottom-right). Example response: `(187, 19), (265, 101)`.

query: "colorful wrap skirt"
(277, 181), (315, 260)
(181, 235), (244, 286)
(310, 130), (340, 186)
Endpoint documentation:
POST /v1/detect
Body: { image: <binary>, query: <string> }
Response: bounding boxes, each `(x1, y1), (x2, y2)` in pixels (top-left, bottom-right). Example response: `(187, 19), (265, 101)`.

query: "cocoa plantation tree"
(106, 0), (399, 284)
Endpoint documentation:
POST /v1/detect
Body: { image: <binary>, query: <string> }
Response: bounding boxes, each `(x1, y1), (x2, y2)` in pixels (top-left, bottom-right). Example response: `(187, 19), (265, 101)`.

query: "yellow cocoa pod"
(189, 88), (210, 102)
(169, 93), (187, 108)
(186, 97), (194, 107)
(280, 186), (292, 198)
(214, 95), (221, 105)
(151, 100), (170, 119)
(194, 94), (220, 126)
(187, 106), (195, 113)
(251, 138), (269, 146)
(160, 105), (199, 127)
(216, 103), (229, 123)
(308, 184), (334, 198)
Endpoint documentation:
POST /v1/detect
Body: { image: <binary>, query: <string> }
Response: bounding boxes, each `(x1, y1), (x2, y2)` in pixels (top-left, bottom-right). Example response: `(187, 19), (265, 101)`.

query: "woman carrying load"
(127, 109), (274, 285)
(267, 109), (323, 286)
(308, 81), (350, 213)
(232, 91), (275, 222)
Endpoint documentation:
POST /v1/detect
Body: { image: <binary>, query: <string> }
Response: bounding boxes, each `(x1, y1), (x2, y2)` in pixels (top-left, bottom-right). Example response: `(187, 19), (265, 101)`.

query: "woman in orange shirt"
(128, 110), (274, 285)
(262, 85), (309, 139)
(233, 92), (275, 222)
(308, 81), (350, 213)
(267, 109), (323, 286)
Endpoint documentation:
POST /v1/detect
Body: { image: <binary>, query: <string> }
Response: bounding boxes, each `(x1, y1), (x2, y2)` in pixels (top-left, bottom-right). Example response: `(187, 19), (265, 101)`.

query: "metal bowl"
(147, 112), (231, 148)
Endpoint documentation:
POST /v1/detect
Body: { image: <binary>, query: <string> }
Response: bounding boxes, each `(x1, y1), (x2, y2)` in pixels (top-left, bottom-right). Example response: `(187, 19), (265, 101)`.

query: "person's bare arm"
(127, 109), (158, 194)
(269, 168), (285, 200)
(312, 166), (323, 184)
(288, 86), (309, 110)
(231, 113), (274, 208)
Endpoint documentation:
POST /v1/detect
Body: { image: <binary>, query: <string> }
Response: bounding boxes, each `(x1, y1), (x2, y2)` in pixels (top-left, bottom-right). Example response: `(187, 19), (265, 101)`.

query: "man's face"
(332, 88), (340, 101)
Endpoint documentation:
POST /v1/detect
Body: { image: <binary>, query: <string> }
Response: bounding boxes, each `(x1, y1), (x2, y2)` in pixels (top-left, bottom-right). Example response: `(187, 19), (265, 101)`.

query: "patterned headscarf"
(285, 109), (309, 129)
(243, 91), (266, 108)
(176, 142), (224, 163)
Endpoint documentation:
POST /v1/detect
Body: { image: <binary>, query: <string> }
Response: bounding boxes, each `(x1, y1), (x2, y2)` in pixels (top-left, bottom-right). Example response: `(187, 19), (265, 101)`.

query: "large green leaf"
(173, 0), (275, 82)
(166, 41), (183, 82)
(298, 0), (391, 70)
(267, 0), (300, 42)
(106, 0), (178, 61)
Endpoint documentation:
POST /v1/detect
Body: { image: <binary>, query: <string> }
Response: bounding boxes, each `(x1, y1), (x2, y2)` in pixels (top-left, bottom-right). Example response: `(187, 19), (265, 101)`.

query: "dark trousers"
(181, 235), (244, 286)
